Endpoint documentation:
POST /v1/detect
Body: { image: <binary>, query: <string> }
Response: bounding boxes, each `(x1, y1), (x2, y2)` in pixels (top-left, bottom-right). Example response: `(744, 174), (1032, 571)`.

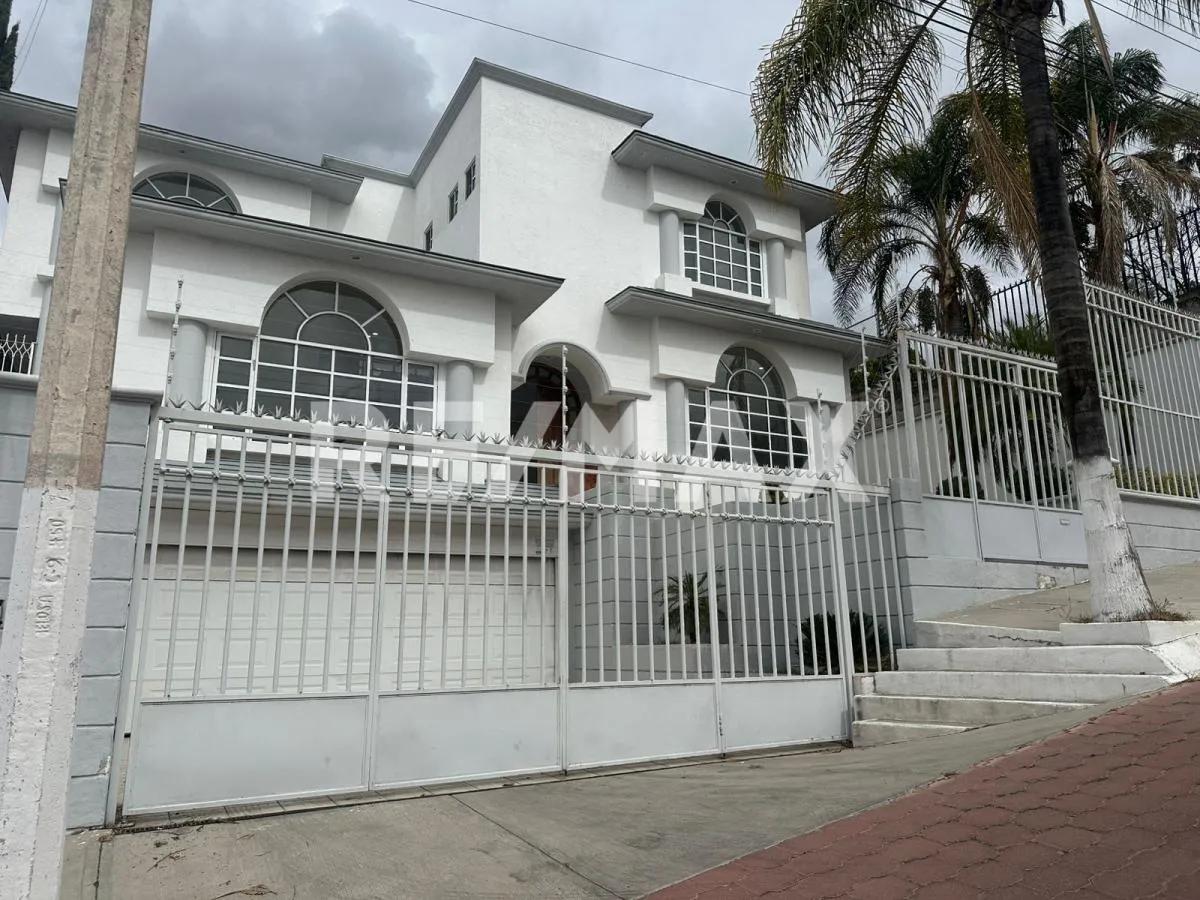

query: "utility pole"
(0, 1), (153, 897)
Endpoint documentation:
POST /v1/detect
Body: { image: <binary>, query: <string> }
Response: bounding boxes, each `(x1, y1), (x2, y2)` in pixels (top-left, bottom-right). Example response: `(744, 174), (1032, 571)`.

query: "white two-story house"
(0, 60), (889, 828)
(1, 58), (867, 468)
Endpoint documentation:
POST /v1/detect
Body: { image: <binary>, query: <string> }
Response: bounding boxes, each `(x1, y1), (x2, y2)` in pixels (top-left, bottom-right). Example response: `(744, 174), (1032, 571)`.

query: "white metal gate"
(116, 410), (905, 817)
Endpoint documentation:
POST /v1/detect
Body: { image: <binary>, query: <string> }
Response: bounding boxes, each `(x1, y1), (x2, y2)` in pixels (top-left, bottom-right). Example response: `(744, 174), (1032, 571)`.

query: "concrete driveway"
(61, 702), (1113, 900)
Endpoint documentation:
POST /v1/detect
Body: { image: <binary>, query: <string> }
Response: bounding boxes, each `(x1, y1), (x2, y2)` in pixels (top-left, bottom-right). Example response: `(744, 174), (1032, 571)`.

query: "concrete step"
(855, 694), (1090, 726)
(872, 670), (1172, 703)
(914, 621), (1061, 649)
(851, 719), (969, 748)
(897, 646), (1172, 676)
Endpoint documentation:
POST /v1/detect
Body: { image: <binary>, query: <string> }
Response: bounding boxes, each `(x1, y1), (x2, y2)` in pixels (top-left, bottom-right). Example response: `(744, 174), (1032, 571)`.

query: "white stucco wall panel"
(141, 229), (498, 365)
(479, 79), (659, 401)
(414, 83), (482, 259)
(0, 130), (56, 320)
(321, 178), (414, 245)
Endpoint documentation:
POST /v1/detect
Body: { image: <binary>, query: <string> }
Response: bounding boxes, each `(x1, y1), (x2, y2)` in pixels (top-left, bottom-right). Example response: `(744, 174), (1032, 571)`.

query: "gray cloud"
(140, 1), (439, 168)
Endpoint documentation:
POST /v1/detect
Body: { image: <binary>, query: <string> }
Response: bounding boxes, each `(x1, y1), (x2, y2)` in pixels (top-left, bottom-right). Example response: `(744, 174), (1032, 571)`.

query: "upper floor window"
(688, 347), (807, 470)
(214, 280), (435, 430)
(464, 159), (477, 199)
(133, 172), (237, 213)
(448, 185), (459, 222)
(424, 222), (434, 251)
(684, 201), (763, 298)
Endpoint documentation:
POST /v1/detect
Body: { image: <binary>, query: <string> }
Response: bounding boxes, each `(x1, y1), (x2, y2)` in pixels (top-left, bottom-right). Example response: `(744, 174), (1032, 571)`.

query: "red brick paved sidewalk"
(651, 681), (1200, 899)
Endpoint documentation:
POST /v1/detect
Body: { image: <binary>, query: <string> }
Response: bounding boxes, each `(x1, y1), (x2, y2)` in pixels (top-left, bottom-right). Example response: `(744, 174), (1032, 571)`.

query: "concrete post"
(658, 209), (681, 277)
(665, 378), (689, 456)
(443, 360), (475, 438)
(0, 2), (153, 897)
(766, 239), (787, 313)
(616, 399), (638, 455)
(168, 318), (208, 407)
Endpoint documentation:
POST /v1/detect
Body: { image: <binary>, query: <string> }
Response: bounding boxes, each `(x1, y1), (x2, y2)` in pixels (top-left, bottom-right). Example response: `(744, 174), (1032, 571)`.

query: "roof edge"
(0, 91), (363, 202)
(606, 286), (888, 358)
(321, 155), (414, 187)
(408, 58), (653, 184)
(611, 131), (841, 226)
(129, 194), (564, 293)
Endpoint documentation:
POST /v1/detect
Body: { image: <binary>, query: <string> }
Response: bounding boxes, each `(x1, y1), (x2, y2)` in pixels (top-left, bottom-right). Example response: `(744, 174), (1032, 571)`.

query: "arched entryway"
(510, 360), (586, 445)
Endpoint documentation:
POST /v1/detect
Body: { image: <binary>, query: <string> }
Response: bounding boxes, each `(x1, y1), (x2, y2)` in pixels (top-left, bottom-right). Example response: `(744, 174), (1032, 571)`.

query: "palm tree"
(1052, 23), (1200, 286)
(821, 97), (1014, 338)
(0, 0), (18, 92)
(752, 0), (1200, 620)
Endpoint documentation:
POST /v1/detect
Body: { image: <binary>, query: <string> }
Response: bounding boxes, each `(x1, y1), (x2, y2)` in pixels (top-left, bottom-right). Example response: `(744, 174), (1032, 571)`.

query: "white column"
(616, 399), (638, 455)
(766, 239), (787, 314)
(658, 209), (681, 276)
(443, 360), (475, 437)
(665, 378), (689, 456)
(169, 318), (208, 407)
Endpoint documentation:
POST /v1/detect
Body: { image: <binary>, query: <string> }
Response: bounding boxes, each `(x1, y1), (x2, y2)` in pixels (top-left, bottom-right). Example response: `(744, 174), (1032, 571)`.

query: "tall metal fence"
(851, 283), (1200, 505)
(120, 407), (906, 814)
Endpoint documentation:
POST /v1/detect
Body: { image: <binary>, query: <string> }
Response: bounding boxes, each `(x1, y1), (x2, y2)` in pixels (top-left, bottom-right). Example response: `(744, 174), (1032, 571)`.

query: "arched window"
(683, 201), (763, 297)
(688, 347), (808, 469)
(133, 172), (237, 213)
(212, 281), (435, 429)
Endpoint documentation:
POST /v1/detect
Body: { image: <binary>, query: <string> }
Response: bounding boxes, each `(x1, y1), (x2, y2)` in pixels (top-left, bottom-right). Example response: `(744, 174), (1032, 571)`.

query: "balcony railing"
(0, 332), (36, 375)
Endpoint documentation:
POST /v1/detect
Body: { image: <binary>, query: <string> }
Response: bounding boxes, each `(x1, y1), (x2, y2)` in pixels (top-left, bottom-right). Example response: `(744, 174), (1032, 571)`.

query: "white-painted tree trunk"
(1075, 455), (1153, 621)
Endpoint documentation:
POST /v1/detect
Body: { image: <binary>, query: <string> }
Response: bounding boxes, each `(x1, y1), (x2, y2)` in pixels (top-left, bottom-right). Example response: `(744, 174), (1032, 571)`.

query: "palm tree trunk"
(1004, 5), (1151, 620)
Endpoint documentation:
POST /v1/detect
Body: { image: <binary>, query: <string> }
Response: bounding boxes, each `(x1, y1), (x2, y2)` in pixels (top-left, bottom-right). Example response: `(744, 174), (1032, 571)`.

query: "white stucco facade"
(0, 58), (880, 464)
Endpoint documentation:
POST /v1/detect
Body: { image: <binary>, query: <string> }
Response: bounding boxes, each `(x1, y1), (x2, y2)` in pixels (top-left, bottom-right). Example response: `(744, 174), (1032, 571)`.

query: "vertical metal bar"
(556, 462), (570, 772)
(462, 459), (473, 689)
(395, 451), (413, 691)
(440, 465), (453, 690)
(611, 475), (621, 682)
(247, 437), (272, 693)
(322, 446), (344, 693)
(813, 494), (834, 677)
(628, 477), (638, 681)
(163, 430), (196, 697)
(702, 482), (724, 753)
(219, 434), (249, 695)
(298, 442), (320, 693)
(194, 432), (223, 697)
(673, 485), (689, 680)
(688, 492), (703, 679)
(271, 440), (297, 693)
(829, 489), (858, 731)
(541, 499), (549, 684)
(659, 497), (672, 681)
(481, 468), (492, 687)
(417, 451), (434, 691)
(573, 474), (582, 682)
(364, 445), (391, 789)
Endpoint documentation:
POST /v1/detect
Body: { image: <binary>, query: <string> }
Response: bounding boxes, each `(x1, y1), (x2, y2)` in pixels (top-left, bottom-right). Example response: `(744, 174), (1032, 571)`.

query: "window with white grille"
(214, 281), (435, 430)
(688, 347), (807, 469)
(683, 200), (763, 297)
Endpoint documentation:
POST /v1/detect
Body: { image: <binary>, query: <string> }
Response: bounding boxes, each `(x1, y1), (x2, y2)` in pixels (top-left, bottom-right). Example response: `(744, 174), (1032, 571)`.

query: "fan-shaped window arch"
(213, 280), (435, 429)
(683, 200), (764, 297)
(688, 347), (808, 469)
(133, 171), (238, 213)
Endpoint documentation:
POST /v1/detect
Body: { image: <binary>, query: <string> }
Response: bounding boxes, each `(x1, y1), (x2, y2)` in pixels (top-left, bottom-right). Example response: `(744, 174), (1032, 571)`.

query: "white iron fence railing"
(849, 282), (1200, 505)
(0, 332), (35, 375)
(131, 409), (907, 705)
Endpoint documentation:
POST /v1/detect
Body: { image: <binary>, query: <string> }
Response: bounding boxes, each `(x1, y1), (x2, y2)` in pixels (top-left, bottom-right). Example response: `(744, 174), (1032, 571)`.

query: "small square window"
(448, 185), (459, 222)
(464, 159), (477, 198)
(423, 223), (433, 251)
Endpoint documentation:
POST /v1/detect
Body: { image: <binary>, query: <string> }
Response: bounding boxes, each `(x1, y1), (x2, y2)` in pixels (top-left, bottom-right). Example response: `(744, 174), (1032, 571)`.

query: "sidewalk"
(651, 681), (1200, 899)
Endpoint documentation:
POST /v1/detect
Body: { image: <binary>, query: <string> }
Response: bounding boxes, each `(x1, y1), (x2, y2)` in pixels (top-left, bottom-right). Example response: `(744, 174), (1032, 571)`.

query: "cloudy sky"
(4, 0), (1194, 322)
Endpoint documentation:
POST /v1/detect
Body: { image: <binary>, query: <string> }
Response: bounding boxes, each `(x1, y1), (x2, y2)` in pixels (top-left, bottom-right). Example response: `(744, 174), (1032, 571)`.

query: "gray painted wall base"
(0, 378), (154, 828)
(890, 479), (1200, 623)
